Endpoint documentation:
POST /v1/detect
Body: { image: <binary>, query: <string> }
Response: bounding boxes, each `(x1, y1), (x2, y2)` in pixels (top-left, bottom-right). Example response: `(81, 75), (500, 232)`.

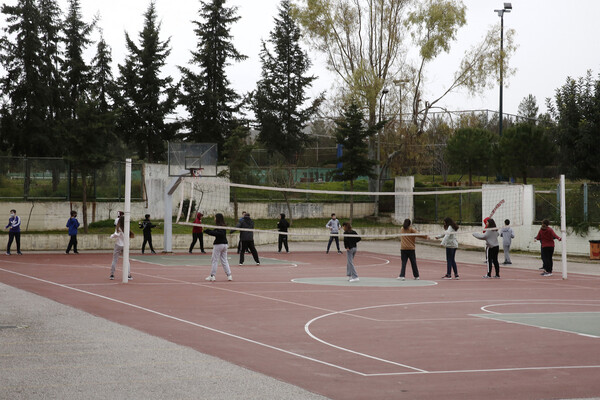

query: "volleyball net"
(173, 179), (526, 240)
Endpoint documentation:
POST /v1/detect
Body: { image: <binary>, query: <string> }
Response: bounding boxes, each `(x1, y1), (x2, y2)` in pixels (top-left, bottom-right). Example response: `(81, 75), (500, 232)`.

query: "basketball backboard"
(167, 142), (218, 177)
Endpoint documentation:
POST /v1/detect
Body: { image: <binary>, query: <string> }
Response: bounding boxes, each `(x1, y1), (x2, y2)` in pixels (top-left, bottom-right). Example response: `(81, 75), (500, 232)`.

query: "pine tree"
(179, 0), (246, 150)
(61, 0), (93, 119)
(38, 0), (63, 123)
(90, 31), (116, 113)
(0, 0), (47, 156)
(252, 0), (322, 162)
(117, 1), (178, 162)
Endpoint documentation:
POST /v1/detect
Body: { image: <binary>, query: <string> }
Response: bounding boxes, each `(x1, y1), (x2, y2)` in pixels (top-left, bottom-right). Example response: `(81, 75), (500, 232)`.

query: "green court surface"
(472, 312), (600, 338)
(130, 254), (298, 267)
(292, 277), (437, 287)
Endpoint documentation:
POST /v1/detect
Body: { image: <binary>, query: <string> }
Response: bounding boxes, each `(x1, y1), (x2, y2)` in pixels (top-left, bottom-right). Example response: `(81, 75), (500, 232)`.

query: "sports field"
(1, 241), (600, 399)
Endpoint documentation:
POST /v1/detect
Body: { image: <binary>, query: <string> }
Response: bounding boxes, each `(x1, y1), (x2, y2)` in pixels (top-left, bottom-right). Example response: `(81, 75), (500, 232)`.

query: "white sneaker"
(256, 262), (260, 265)
(227, 275), (233, 281)
(414, 277), (420, 280)
(349, 277), (360, 282)
(397, 277), (405, 281)
(205, 275), (215, 281)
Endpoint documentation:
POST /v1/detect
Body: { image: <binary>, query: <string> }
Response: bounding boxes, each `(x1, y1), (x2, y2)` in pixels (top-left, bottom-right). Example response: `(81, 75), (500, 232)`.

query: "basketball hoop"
(190, 168), (203, 178)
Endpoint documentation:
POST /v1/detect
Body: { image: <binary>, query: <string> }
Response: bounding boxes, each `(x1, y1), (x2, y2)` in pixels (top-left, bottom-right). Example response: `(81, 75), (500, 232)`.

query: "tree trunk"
(82, 170), (88, 233)
(349, 179), (354, 224)
(232, 187), (238, 221)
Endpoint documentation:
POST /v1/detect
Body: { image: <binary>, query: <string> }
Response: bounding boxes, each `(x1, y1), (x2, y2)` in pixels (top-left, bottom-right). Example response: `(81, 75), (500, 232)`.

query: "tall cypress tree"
(179, 0), (246, 150)
(251, 0), (322, 162)
(117, 1), (178, 162)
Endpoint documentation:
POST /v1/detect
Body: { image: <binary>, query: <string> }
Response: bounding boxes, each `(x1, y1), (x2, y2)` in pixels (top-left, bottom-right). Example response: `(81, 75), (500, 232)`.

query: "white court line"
(3, 265), (600, 376)
(304, 299), (600, 375)
(476, 302), (600, 338)
(0, 267), (366, 376)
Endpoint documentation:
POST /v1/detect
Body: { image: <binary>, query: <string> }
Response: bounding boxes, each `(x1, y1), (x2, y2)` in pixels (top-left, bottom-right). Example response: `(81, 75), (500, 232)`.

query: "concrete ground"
(1, 240), (598, 400)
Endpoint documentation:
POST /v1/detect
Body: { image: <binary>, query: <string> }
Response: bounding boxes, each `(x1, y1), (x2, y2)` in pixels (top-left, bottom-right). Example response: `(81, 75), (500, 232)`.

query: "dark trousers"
(142, 233), (155, 253)
(486, 246), (500, 277)
(541, 246), (555, 272)
(66, 234), (78, 253)
(445, 247), (458, 277)
(7, 232), (20, 253)
(400, 249), (419, 278)
(189, 232), (204, 252)
(240, 240), (259, 264)
(278, 234), (289, 252)
(327, 236), (340, 252)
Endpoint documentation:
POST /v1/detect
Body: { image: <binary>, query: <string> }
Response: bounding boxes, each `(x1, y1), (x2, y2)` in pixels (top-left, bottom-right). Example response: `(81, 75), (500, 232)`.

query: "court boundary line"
(2, 263), (600, 377)
(475, 302), (600, 338)
(304, 299), (600, 375)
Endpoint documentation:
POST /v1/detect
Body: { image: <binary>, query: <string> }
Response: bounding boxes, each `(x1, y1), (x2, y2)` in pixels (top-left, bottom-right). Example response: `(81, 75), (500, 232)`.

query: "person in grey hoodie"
(473, 218), (500, 278)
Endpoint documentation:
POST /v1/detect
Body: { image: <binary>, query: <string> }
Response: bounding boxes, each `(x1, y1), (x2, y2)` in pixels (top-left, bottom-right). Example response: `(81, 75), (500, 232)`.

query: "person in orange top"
(398, 219), (428, 281)
(534, 219), (562, 277)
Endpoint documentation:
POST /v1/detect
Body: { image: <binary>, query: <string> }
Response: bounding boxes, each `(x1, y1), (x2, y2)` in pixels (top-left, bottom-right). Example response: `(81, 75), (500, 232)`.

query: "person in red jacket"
(534, 219), (562, 277)
(189, 212), (206, 254)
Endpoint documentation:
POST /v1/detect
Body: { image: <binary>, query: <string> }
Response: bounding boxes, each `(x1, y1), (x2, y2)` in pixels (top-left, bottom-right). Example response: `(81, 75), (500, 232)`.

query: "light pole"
(494, 2), (511, 137)
(375, 88), (389, 217)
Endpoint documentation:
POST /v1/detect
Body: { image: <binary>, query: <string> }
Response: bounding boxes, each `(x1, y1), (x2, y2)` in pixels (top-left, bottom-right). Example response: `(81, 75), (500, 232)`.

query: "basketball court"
(1, 242), (599, 399)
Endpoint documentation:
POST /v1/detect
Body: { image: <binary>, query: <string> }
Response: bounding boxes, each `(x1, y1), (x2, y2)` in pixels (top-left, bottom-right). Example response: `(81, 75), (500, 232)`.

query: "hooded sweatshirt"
(193, 213), (203, 233)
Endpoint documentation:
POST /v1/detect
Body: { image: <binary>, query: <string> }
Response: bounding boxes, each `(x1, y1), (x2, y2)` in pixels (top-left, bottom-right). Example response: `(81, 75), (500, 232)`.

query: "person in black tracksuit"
(139, 214), (156, 254)
(277, 213), (290, 253)
(234, 213), (260, 265)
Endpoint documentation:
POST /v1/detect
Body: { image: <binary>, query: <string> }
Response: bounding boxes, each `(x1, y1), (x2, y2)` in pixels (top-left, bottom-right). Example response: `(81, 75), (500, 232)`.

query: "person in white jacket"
(109, 216), (131, 280)
(435, 217), (460, 280)
(473, 218), (501, 278)
(499, 219), (515, 265)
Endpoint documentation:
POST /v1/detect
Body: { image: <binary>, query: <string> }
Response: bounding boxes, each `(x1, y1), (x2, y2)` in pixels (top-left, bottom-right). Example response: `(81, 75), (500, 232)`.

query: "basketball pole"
(560, 174), (568, 280)
(123, 158), (132, 283)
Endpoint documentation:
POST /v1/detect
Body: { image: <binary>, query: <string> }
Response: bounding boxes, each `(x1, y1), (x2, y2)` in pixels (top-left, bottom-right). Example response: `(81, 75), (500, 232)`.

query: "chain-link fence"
(0, 157), (143, 201)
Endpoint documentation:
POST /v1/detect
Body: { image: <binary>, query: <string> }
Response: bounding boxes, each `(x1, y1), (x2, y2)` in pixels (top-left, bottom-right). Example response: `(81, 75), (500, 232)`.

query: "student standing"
(5, 209), (22, 255)
(189, 212), (206, 254)
(109, 216), (132, 280)
(535, 219), (562, 277)
(473, 218), (500, 278)
(436, 217), (460, 279)
(139, 214), (157, 254)
(204, 213), (232, 282)
(398, 219), (427, 280)
(66, 211), (80, 254)
(499, 219), (514, 264)
(235, 213), (260, 265)
(236, 211), (247, 254)
(277, 213), (290, 253)
(343, 222), (361, 282)
(326, 213), (342, 254)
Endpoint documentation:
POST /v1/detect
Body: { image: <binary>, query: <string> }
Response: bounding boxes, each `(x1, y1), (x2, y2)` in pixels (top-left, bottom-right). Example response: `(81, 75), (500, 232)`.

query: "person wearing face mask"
(5, 209), (22, 255)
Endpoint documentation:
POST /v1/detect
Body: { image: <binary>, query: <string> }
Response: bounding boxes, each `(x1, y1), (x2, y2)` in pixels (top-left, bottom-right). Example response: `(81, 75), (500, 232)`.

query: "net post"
(122, 158), (132, 283)
(560, 174), (568, 280)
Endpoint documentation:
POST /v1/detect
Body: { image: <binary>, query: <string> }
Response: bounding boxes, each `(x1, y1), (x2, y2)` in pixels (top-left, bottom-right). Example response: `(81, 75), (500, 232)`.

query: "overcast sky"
(5, 0), (600, 116)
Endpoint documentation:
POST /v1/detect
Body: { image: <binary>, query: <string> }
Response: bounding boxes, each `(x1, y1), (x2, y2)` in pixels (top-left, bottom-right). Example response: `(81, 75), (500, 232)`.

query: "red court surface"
(1, 250), (600, 399)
